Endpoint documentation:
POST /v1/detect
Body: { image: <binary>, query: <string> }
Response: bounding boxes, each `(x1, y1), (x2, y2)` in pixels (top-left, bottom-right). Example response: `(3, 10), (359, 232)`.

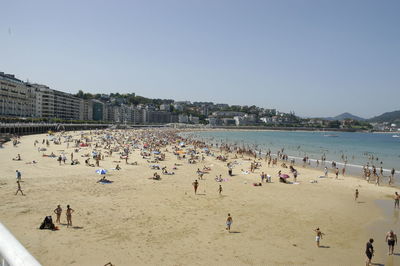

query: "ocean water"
(184, 130), (400, 180)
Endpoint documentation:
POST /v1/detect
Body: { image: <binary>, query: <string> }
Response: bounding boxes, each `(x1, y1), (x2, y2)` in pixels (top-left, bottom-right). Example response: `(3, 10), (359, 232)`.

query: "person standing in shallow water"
(365, 238), (374, 266)
(385, 230), (397, 255)
(395, 192), (400, 209)
(390, 168), (395, 185)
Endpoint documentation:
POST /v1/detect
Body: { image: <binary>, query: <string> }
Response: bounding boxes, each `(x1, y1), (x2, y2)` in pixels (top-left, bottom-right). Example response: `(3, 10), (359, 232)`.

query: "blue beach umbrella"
(96, 169), (107, 175)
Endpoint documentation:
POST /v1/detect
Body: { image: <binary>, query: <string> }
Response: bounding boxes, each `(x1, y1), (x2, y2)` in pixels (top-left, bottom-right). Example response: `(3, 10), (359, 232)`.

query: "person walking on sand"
(218, 184), (223, 195)
(385, 230), (397, 255)
(15, 180), (24, 195)
(395, 192), (400, 209)
(66, 205), (74, 227)
(226, 213), (233, 232)
(314, 228), (325, 247)
(335, 168), (339, 179)
(54, 205), (62, 224)
(355, 189), (359, 201)
(365, 238), (374, 265)
(192, 180), (199, 195)
(324, 167), (328, 178)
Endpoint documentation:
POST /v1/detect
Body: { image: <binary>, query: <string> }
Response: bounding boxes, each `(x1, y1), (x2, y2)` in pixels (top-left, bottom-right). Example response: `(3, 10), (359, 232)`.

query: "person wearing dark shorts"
(395, 192), (400, 209)
(365, 238), (374, 266)
(385, 230), (397, 255)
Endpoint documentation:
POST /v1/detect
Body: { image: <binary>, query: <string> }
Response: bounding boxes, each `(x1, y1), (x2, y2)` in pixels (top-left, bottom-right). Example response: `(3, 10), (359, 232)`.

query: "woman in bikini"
(54, 205), (62, 224)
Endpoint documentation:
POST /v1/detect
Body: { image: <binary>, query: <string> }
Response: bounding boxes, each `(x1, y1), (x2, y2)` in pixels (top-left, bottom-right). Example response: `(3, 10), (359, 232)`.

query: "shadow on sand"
(71, 226), (84, 229)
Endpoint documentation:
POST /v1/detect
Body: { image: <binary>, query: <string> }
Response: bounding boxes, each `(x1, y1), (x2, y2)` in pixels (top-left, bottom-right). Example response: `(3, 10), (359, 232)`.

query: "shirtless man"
(314, 228), (325, 247)
(226, 213), (233, 232)
(385, 230), (397, 255)
(66, 205), (74, 228)
(192, 180), (199, 195)
(335, 168), (339, 179)
(54, 205), (62, 224)
(355, 189), (359, 201)
(395, 192), (400, 209)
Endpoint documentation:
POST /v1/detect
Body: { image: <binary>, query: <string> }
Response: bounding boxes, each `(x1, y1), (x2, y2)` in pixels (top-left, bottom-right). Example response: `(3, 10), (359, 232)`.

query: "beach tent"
(96, 169), (107, 175)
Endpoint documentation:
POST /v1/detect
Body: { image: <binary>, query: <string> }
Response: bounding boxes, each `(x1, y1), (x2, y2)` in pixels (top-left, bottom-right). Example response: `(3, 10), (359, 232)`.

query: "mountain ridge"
(368, 110), (400, 124)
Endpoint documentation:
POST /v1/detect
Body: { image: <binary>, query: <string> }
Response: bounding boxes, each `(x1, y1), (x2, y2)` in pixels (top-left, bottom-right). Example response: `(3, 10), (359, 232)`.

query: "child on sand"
(355, 189), (359, 201)
(365, 238), (374, 265)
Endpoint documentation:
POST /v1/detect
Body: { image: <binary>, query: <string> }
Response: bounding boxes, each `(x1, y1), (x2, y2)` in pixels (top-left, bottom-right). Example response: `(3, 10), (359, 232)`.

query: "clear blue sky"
(1, 0), (399, 118)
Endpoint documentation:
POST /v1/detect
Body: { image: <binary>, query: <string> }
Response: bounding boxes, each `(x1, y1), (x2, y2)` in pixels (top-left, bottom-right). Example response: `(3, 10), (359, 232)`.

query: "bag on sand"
(39, 216), (55, 230)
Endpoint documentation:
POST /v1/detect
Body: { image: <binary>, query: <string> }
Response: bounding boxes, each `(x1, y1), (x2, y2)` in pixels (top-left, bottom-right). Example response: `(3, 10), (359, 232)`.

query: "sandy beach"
(0, 129), (399, 266)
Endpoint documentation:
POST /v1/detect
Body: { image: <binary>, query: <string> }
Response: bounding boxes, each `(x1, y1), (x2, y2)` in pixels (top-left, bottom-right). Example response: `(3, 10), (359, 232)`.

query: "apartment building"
(30, 83), (81, 120)
(31, 83), (55, 118)
(0, 72), (36, 117)
(80, 99), (93, 121)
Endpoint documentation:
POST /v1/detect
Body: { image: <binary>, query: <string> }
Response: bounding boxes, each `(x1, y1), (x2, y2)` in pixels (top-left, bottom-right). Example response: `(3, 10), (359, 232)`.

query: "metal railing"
(0, 223), (41, 266)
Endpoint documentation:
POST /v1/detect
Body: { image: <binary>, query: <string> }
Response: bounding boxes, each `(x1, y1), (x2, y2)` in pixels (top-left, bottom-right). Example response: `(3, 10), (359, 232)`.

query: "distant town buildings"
(1, 71), (330, 128)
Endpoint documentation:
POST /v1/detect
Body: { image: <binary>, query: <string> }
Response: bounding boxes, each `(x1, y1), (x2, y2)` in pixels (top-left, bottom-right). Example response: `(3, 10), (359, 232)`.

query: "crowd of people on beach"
(5, 128), (400, 265)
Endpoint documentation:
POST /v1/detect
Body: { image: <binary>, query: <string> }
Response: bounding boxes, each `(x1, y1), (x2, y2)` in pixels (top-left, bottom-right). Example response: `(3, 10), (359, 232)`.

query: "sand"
(0, 129), (399, 266)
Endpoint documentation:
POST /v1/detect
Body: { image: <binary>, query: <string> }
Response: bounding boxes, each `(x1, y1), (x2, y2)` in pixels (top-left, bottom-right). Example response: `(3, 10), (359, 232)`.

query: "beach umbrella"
(96, 169), (107, 175)
(279, 174), (290, 179)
